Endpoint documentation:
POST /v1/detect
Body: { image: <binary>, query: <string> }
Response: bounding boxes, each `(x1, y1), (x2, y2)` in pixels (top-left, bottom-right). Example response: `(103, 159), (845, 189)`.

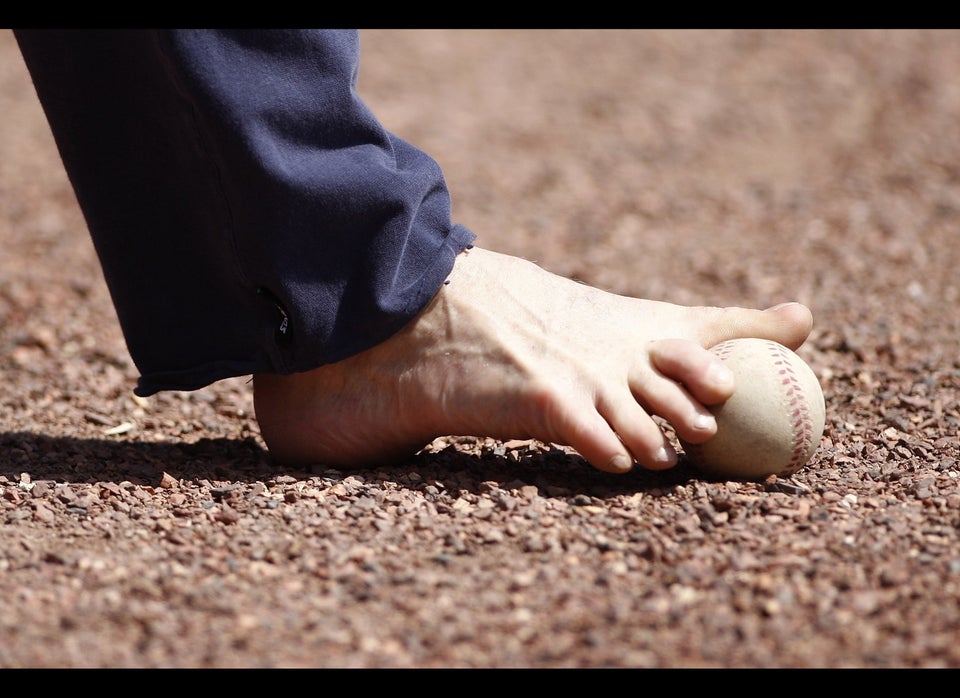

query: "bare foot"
(253, 247), (813, 473)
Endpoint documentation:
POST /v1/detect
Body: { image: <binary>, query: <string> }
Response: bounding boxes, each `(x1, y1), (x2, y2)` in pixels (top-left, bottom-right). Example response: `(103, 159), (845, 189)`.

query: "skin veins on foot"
(254, 246), (813, 474)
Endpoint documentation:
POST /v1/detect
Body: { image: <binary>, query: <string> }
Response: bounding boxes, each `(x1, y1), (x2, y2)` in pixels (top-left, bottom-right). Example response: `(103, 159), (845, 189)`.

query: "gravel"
(2, 29), (960, 668)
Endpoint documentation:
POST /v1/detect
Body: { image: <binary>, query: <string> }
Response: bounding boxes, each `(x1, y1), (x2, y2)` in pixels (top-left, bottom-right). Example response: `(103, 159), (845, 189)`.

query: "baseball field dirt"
(2, 29), (960, 668)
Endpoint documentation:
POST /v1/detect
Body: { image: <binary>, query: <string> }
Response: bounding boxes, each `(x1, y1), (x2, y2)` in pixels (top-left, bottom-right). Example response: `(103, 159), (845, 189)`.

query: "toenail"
(709, 362), (734, 387)
(655, 446), (677, 466)
(609, 454), (633, 472)
(694, 413), (715, 431)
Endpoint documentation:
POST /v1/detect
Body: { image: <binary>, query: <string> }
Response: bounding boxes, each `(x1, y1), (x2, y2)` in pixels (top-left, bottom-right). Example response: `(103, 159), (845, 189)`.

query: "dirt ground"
(2, 29), (960, 668)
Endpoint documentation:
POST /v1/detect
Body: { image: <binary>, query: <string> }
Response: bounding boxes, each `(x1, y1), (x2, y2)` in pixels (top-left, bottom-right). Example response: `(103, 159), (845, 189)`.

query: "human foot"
(253, 247), (813, 473)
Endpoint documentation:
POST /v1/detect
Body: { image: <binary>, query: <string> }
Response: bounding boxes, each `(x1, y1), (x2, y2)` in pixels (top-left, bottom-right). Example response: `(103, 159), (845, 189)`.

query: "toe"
(598, 391), (679, 471)
(646, 338), (735, 405)
(696, 302), (813, 351)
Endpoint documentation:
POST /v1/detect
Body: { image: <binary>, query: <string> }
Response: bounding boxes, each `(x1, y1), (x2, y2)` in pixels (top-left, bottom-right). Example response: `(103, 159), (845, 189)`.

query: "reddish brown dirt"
(2, 29), (960, 668)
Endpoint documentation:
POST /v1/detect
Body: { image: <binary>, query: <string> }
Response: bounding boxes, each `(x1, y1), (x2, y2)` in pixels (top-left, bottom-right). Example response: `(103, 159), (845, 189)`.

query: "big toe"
(700, 302), (813, 351)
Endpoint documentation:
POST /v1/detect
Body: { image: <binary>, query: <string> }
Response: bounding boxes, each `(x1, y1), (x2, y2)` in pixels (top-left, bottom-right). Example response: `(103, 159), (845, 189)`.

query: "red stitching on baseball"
(768, 341), (814, 475)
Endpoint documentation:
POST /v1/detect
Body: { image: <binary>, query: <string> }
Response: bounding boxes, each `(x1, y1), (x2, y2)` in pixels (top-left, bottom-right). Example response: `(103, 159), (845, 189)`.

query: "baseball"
(679, 338), (825, 480)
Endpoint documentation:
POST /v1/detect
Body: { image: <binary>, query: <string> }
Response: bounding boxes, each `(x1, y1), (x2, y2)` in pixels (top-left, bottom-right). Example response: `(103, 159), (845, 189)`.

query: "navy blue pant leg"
(13, 29), (475, 396)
